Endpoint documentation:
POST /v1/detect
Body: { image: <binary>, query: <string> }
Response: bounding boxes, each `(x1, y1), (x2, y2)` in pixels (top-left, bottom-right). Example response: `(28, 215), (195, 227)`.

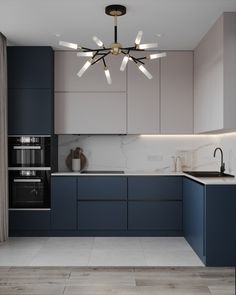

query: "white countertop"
(51, 171), (236, 185)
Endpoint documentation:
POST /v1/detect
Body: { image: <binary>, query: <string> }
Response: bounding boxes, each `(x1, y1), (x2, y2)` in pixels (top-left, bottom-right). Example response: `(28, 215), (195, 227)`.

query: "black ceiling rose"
(105, 5), (126, 16)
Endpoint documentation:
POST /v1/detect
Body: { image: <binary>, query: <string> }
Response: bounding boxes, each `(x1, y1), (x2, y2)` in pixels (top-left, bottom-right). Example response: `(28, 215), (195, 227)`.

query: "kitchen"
(0, 0), (235, 294)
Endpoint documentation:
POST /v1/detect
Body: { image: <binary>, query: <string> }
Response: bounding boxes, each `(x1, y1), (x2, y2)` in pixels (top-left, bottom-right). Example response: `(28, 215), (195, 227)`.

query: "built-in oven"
(9, 169), (50, 208)
(8, 136), (51, 168)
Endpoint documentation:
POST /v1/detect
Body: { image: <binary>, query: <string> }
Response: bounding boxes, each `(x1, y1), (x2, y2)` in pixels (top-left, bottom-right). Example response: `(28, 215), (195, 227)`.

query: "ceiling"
(0, 0), (236, 50)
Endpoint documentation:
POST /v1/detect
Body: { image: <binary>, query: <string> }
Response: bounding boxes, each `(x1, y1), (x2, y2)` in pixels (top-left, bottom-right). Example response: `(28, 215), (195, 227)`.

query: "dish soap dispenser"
(170, 156), (176, 172)
(176, 156), (182, 172)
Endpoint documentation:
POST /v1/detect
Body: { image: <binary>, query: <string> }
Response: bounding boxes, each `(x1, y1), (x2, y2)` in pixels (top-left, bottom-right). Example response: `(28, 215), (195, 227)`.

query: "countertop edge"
(51, 172), (236, 185)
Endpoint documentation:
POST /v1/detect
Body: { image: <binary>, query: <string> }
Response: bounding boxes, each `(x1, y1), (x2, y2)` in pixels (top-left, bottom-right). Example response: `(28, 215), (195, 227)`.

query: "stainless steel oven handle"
(13, 146), (41, 150)
(13, 179), (42, 183)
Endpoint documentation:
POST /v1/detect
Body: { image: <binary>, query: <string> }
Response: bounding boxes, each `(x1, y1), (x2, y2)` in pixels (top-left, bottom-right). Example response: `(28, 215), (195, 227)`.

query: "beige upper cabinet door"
(127, 52), (160, 134)
(194, 13), (236, 134)
(161, 51), (193, 134)
(55, 92), (127, 134)
(194, 15), (224, 134)
(55, 51), (126, 92)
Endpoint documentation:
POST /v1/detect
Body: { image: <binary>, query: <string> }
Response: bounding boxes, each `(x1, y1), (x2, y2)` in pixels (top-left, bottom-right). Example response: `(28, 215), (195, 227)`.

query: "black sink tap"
(213, 147), (225, 174)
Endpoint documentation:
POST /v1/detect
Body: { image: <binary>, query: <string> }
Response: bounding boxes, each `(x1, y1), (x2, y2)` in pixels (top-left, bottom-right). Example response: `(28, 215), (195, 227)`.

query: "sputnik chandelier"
(59, 4), (166, 84)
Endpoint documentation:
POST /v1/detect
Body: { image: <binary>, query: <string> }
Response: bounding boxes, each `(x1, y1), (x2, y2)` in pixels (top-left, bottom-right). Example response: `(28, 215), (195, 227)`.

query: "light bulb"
(135, 31), (143, 45)
(104, 67), (112, 84)
(138, 43), (158, 50)
(77, 52), (94, 57)
(93, 36), (104, 47)
(149, 52), (167, 59)
(59, 41), (79, 50)
(77, 60), (92, 77)
(138, 64), (152, 79)
(120, 55), (129, 71)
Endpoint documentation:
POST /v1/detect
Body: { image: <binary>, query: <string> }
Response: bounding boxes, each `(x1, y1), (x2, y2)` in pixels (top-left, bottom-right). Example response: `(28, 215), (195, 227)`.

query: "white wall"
(57, 134), (236, 173)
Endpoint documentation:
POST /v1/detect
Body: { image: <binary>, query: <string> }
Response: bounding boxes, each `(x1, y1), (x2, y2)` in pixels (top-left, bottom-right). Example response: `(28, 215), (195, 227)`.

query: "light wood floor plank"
(0, 267), (234, 295)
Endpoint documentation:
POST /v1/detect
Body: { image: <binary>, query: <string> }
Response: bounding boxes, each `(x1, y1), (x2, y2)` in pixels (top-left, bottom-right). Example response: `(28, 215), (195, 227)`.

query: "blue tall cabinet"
(7, 46), (54, 135)
(8, 47), (55, 235)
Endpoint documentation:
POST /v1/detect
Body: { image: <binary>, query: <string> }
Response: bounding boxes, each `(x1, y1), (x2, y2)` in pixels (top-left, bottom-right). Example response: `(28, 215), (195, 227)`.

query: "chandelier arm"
(91, 51), (110, 65)
(80, 47), (95, 51)
(122, 47), (146, 52)
(102, 58), (107, 67)
(92, 51), (99, 59)
(121, 50), (128, 55)
(129, 55), (145, 65)
(96, 48), (112, 52)
(81, 48), (111, 52)
(120, 48), (131, 55)
(122, 46), (136, 50)
(136, 57), (147, 61)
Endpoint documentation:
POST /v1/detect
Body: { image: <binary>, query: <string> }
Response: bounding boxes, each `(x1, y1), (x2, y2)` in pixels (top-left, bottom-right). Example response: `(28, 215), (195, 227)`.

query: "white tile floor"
(0, 237), (204, 267)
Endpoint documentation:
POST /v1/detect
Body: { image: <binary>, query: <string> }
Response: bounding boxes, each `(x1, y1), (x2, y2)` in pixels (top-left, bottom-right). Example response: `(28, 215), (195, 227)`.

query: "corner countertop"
(51, 171), (236, 185)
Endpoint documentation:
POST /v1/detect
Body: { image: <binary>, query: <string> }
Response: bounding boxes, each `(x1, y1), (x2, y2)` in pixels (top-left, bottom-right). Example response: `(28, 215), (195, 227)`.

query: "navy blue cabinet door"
(78, 201), (127, 230)
(8, 89), (53, 135)
(51, 177), (77, 230)
(205, 186), (236, 266)
(183, 178), (205, 262)
(128, 201), (182, 230)
(77, 177), (127, 200)
(7, 47), (53, 89)
(128, 177), (182, 200)
(9, 210), (50, 231)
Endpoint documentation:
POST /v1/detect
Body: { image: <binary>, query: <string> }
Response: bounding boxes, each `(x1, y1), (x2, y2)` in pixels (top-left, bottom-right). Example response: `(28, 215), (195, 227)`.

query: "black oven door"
(9, 170), (50, 208)
(8, 136), (50, 167)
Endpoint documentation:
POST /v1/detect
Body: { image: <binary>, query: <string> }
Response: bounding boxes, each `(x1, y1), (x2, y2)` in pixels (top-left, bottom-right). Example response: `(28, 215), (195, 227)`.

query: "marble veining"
(58, 134), (236, 176)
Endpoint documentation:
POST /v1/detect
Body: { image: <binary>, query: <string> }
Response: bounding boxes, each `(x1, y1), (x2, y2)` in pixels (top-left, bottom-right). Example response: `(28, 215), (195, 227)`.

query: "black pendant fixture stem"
(114, 15), (118, 43)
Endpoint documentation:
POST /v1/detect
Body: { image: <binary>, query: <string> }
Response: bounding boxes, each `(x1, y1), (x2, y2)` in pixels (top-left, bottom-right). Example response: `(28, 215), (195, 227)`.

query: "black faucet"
(213, 147), (225, 174)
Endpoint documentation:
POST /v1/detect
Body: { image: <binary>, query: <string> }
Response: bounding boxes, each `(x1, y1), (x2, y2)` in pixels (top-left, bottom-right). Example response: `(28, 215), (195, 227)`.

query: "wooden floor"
(0, 267), (235, 295)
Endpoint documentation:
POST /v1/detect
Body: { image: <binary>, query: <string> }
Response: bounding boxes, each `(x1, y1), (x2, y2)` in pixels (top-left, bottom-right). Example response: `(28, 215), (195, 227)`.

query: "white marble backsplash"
(57, 133), (236, 175)
(219, 133), (236, 175)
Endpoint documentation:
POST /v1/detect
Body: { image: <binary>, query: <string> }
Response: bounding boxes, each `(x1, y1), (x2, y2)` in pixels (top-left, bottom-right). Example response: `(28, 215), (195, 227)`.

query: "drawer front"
(77, 177), (127, 200)
(9, 210), (50, 231)
(128, 176), (182, 200)
(78, 201), (127, 230)
(128, 201), (182, 230)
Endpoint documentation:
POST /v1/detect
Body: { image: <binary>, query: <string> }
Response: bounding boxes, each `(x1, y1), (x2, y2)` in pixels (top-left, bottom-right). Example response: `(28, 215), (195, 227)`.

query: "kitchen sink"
(184, 171), (234, 178)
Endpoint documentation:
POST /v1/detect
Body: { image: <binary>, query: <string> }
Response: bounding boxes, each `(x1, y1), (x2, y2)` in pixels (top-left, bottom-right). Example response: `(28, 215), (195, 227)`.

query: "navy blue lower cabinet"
(128, 176), (182, 200)
(183, 177), (236, 266)
(128, 201), (182, 231)
(205, 185), (236, 266)
(183, 178), (205, 263)
(9, 210), (50, 233)
(51, 177), (77, 230)
(78, 201), (127, 231)
(77, 177), (127, 200)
